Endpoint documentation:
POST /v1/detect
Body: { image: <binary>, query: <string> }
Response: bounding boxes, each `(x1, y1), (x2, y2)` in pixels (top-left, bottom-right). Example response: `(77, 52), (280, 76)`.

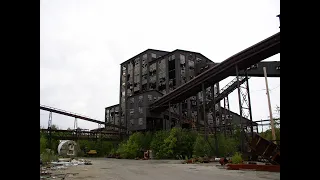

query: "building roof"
(221, 107), (258, 126)
(120, 49), (215, 66)
(120, 49), (169, 65)
(148, 49), (214, 64)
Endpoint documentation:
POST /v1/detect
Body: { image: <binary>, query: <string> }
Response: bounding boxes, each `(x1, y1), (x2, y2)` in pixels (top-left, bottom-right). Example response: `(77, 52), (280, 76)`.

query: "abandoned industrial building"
(105, 49), (258, 133)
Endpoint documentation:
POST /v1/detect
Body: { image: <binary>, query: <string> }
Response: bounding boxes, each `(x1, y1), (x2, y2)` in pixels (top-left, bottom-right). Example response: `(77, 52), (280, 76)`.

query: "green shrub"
(157, 128), (178, 159)
(193, 135), (215, 157)
(216, 133), (238, 157)
(150, 130), (169, 159)
(231, 152), (243, 164)
(260, 128), (280, 142)
(40, 136), (47, 154)
(41, 149), (58, 163)
(77, 150), (84, 157)
(77, 139), (114, 157)
(116, 132), (146, 159)
(175, 129), (197, 159)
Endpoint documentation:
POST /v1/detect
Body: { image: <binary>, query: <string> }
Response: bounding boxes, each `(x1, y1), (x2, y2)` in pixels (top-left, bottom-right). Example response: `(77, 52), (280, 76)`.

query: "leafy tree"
(216, 133), (238, 157)
(175, 129), (197, 159)
(193, 134), (215, 157)
(150, 130), (169, 159)
(157, 128), (179, 159)
(115, 132), (145, 159)
(40, 136), (47, 154)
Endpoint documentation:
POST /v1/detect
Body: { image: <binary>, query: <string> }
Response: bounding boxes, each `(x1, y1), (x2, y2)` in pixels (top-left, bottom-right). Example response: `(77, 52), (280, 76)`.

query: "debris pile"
(40, 158), (92, 179)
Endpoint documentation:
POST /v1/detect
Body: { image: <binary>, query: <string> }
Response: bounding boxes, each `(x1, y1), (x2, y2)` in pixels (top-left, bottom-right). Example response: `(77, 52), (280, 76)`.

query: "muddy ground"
(50, 158), (280, 180)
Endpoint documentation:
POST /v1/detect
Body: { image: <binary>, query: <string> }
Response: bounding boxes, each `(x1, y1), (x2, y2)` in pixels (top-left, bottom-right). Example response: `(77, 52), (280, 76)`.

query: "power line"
(250, 84), (280, 93)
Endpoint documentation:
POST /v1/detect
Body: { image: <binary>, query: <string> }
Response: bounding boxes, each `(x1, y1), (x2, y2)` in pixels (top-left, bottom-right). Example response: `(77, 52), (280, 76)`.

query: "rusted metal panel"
(249, 133), (280, 165)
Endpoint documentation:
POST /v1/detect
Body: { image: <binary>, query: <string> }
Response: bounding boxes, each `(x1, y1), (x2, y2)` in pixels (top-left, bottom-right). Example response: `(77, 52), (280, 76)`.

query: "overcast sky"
(40, 0), (280, 131)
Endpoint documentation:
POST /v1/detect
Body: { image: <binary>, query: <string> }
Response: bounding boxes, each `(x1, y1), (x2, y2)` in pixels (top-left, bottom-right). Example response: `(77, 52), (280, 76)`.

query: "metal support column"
(74, 117), (78, 130)
(236, 65), (254, 153)
(235, 65), (245, 153)
(212, 84), (219, 155)
(169, 102), (171, 129)
(245, 71), (254, 136)
(223, 96), (232, 135)
(74, 117), (78, 139)
(202, 83), (207, 140)
(223, 97), (227, 137)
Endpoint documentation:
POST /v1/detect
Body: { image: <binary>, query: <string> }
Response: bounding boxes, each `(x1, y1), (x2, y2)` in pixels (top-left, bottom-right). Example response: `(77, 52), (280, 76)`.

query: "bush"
(154, 128), (197, 159)
(77, 139), (114, 157)
(40, 136), (47, 154)
(193, 134), (215, 157)
(150, 130), (169, 159)
(41, 149), (58, 163)
(95, 140), (114, 156)
(216, 133), (238, 157)
(260, 128), (280, 142)
(175, 129), (197, 159)
(231, 152), (243, 164)
(116, 132), (146, 159)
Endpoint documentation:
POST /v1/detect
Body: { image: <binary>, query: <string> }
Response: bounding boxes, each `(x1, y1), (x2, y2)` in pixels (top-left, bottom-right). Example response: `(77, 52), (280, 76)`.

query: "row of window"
(129, 95), (162, 104)
(129, 118), (144, 126)
(121, 53), (202, 96)
(129, 107), (143, 115)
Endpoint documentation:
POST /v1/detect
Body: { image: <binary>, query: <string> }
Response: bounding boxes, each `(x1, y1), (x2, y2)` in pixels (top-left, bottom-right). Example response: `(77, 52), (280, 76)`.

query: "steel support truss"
(223, 96), (232, 136)
(235, 65), (254, 153)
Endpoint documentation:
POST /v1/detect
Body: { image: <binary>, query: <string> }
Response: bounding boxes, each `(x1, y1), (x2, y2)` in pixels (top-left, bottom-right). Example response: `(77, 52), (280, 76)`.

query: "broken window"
(169, 54), (175, 61)
(206, 86), (212, 102)
(139, 107), (143, 114)
(214, 83), (219, 96)
(157, 59), (166, 94)
(188, 59), (195, 80)
(130, 119), (134, 126)
(142, 84), (147, 91)
(168, 55), (176, 92)
(180, 54), (186, 85)
(127, 61), (134, 96)
(130, 109), (134, 116)
(120, 116), (124, 126)
(190, 96), (197, 106)
(138, 118), (143, 125)
(151, 53), (157, 59)
(133, 57), (141, 94)
(130, 97), (134, 104)
(148, 94), (153, 101)
(198, 92), (203, 103)
(115, 106), (119, 125)
(106, 109), (110, 123)
(149, 63), (156, 90)
(138, 95), (143, 103)
(110, 108), (115, 124)
(120, 65), (126, 122)
(141, 54), (148, 90)
(191, 110), (197, 121)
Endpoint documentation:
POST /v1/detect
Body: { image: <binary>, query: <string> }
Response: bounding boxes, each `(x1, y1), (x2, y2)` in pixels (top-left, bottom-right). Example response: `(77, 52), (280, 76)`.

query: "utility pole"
(263, 67), (277, 144)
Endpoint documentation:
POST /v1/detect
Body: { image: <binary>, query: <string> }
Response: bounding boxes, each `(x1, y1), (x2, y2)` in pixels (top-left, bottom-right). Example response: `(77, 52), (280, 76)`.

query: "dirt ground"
(52, 158), (280, 180)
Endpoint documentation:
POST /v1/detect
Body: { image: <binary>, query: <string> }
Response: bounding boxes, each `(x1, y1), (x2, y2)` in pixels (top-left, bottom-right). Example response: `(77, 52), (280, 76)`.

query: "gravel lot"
(52, 158), (280, 180)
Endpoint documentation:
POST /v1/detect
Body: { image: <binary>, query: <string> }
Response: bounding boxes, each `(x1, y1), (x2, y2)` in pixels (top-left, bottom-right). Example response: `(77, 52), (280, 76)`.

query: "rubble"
(40, 158), (91, 179)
